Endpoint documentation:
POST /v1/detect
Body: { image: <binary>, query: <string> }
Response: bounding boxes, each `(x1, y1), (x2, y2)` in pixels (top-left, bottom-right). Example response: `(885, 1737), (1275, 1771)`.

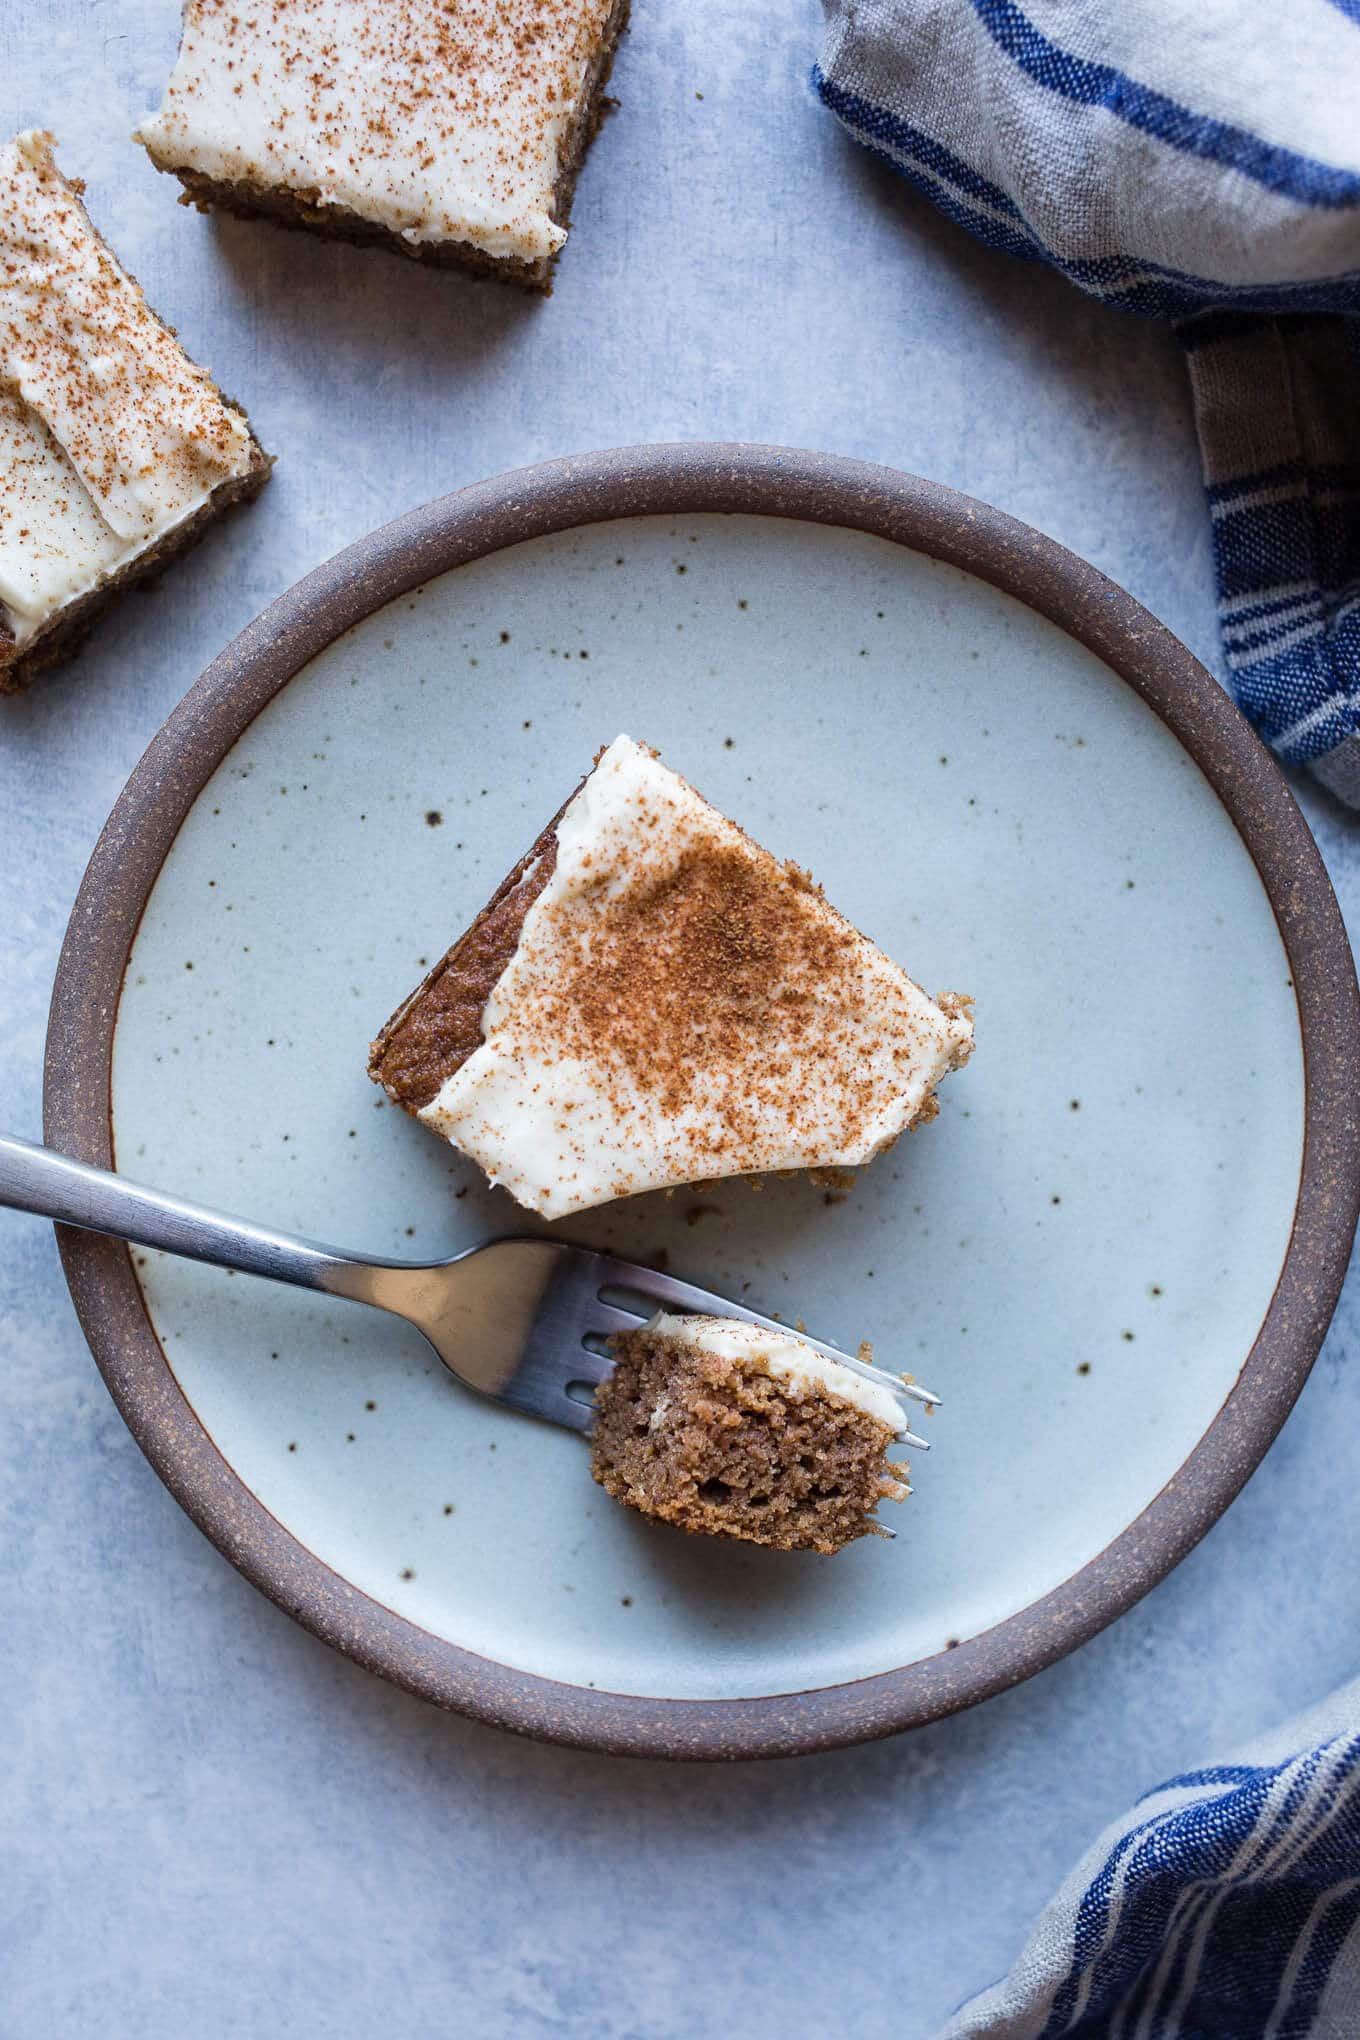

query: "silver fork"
(0, 1136), (940, 1478)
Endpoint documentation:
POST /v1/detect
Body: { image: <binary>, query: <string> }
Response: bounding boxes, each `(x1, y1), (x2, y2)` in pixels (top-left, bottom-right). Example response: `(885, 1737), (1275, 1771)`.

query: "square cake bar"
(135, 0), (630, 289)
(0, 131), (270, 693)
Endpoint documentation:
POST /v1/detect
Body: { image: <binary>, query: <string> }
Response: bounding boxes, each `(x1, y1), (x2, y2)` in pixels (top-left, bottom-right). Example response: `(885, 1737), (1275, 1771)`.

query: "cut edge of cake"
(590, 1313), (912, 1554)
(368, 788), (580, 1111)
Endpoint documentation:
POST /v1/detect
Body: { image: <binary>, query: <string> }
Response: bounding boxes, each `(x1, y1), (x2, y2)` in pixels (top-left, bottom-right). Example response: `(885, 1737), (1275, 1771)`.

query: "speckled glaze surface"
(44, 446), (1360, 1758)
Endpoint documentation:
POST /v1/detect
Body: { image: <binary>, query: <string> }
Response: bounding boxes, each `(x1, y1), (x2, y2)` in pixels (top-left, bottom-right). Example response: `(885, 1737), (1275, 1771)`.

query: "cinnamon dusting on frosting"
(135, 0), (618, 261)
(413, 736), (975, 1217)
(0, 131), (254, 644)
(540, 834), (905, 1161)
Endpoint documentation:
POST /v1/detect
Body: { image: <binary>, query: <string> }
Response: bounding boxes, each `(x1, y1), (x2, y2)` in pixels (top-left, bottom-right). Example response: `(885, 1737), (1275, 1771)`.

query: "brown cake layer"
(369, 797), (579, 1112)
(0, 421), (271, 697)
(154, 0), (629, 291)
(591, 1329), (906, 1554)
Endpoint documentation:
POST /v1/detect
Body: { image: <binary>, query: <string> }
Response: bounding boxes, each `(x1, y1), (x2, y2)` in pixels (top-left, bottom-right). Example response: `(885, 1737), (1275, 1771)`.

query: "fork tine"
(587, 1252), (943, 1411)
(585, 1300), (651, 1339)
(567, 1345), (616, 1386)
(899, 1383), (939, 1408)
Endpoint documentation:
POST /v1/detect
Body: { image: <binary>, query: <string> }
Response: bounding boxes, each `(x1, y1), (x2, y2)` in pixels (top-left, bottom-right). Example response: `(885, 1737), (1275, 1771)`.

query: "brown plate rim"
(43, 442), (1360, 1761)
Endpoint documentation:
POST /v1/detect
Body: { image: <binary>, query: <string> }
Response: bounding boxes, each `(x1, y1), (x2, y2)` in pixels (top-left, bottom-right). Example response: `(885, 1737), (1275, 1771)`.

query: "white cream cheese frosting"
(643, 1312), (907, 1432)
(0, 131), (253, 647)
(418, 734), (974, 1217)
(134, 0), (618, 263)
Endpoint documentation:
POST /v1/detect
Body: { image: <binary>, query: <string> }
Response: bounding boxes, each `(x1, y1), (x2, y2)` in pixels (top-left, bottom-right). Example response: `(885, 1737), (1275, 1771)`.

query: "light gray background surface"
(2, 3), (1356, 2035)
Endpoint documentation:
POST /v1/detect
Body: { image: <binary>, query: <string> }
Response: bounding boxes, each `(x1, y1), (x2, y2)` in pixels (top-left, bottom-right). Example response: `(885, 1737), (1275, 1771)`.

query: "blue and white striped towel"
(815, 0), (1360, 804)
(941, 1679), (1360, 2038)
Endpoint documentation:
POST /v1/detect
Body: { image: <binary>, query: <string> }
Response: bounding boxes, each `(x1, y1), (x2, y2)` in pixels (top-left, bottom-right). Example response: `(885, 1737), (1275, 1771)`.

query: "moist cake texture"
(591, 1313), (910, 1553)
(369, 734), (974, 1217)
(0, 131), (270, 692)
(134, 0), (629, 288)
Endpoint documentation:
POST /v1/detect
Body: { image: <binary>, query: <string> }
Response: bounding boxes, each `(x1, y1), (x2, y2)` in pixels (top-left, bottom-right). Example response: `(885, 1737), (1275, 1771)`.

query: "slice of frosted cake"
(591, 1314), (912, 1553)
(0, 130), (270, 693)
(134, 0), (629, 289)
(369, 735), (974, 1216)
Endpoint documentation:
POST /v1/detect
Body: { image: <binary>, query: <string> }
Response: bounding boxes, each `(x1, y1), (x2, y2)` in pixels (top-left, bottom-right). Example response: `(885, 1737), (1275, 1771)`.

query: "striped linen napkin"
(940, 1679), (1360, 2038)
(815, 0), (1360, 804)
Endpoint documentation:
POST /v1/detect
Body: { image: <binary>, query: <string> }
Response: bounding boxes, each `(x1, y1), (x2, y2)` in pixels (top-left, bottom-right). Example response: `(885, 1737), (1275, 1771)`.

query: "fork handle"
(0, 1133), (385, 1303)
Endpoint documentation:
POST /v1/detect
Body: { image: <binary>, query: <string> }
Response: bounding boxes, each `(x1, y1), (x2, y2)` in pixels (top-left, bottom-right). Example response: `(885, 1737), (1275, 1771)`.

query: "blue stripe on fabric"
(1325, 0), (1360, 23)
(1177, 1741), (1360, 2034)
(1138, 1883), (1233, 2038)
(811, 68), (1046, 268)
(1139, 1751), (1334, 2033)
(814, 56), (1360, 777)
(1287, 1739), (1360, 1876)
(1020, 1739), (1360, 2033)
(1206, 460), (1307, 505)
(1208, 492), (1360, 654)
(1083, 268), (1360, 320)
(1215, 503), (1319, 606)
(1229, 618), (1325, 660)
(1316, 505), (1360, 596)
(1137, 1766), (1261, 1798)
(970, 0), (1360, 209)
(1041, 1809), (1169, 2034)
(1230, 583), (1360, 651)
(1222, 594), (1323, 639)
(1234, 633), (1360, 759)
(1206, 459), (1360, 503)
(811, 69), (1038, 233)
(1039, 1776), (1275, 2036)
(1096, 1768), (1301, 2024)
(1287, 1878), (1360, 2032)
(811, 71), (1360, 322)
(1172, 1889), (1315, 2037)
(1059, 1756), (1353, 2035)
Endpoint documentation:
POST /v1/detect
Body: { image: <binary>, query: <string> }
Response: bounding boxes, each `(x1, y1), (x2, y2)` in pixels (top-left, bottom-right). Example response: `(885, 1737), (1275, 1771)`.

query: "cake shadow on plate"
(385, 1099), (949, 1311)
(593, 1486), (907, 1615)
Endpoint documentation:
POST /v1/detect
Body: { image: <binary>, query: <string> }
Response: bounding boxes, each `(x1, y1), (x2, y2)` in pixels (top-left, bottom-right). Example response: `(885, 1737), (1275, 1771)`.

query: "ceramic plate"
(46, 446), (1360, 1759)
